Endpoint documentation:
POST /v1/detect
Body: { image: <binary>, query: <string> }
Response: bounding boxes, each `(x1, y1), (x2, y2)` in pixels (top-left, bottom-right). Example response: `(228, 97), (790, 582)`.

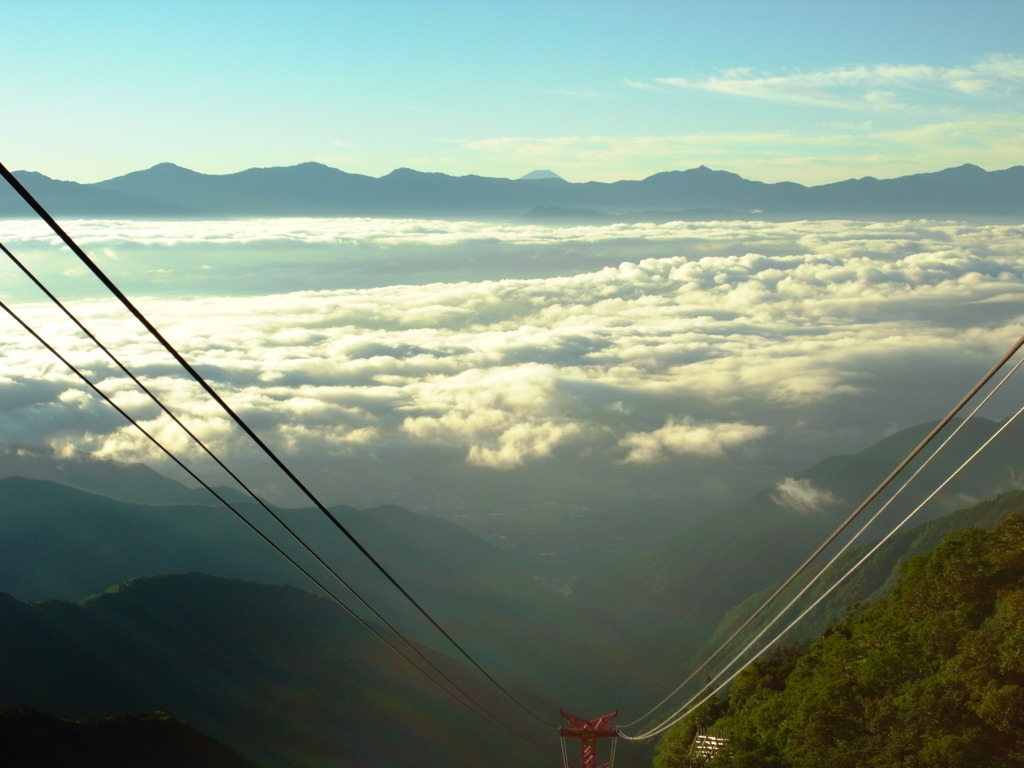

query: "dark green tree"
(653, 504), (1024, 768)
(653, 694), (728, 768)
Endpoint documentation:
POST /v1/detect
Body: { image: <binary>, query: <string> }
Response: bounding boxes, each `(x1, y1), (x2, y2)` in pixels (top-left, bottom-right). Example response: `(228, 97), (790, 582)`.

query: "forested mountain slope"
(0, 706), (256, 768)
(653, 499), (1024, 768)
(584, 417), (1023, 690)
(704, 490), (1024, 654)
(0, 573), (553, 768)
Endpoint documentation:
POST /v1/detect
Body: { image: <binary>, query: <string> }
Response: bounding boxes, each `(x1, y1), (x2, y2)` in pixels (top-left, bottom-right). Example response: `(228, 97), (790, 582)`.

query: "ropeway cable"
(0, 240), (533, 741)
(0, 291), (534, 741)
(619, 332), (1024, 731)
(623, 343), (1023, 735)
(0, 160), (549, 727)
(625, 350), (1022, 735)
(623, 394), (1024, 741)
(0, 238), (440, 660)
(620, 347), (1024, 740)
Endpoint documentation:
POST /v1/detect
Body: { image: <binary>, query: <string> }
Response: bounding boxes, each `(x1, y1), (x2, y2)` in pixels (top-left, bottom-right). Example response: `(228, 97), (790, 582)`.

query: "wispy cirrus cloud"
(623, 78), (660, 92)
(455, 119), (1024, 185)
(546, 86), (608, 99)
(651, 55), (1024, 111)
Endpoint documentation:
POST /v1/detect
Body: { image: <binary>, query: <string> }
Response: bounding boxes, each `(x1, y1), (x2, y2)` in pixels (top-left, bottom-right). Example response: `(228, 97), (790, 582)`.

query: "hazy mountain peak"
(685, 164), (739, 178)
(291, 160), (337, 171)
(10, 170), (60, 182)
(384, 167), (430, 178)
(150, 161), (190, 171)
(518, 169), (564, 181)
(944, 162), (986, 176)
(643, 165), (726, 179)
(142, 162), (200, 176)
(101, 162), (206, 185)
(6, 160), (1023, 220)
(234, 161), (353, 179)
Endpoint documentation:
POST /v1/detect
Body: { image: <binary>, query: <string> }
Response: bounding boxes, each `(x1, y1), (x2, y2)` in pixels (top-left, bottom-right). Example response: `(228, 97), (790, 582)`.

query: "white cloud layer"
(0, 216), (1021, 514)
(619, 418), (769, 463)
(771, 477), (839, 515)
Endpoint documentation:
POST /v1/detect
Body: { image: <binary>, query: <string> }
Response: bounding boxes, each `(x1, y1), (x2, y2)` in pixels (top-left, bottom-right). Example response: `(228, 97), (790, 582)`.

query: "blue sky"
(5, 0), (1024, 183)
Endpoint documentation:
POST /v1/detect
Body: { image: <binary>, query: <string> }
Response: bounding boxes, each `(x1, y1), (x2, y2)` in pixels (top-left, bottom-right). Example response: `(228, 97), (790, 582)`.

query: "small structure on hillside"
(689, 727), (727, 763)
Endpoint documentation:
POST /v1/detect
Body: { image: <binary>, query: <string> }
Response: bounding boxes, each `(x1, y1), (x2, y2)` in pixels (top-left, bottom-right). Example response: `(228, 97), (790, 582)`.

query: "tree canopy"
(653, 505), (1024, 768)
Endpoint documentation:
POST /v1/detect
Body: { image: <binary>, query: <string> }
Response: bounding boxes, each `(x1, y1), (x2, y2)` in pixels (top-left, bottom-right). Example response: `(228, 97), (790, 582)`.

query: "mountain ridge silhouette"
(3, 162), (1021, 220)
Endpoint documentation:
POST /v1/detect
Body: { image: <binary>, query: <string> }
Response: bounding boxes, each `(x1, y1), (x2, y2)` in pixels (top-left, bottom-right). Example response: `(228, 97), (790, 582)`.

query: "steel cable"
(621, 348), (1024, 739)
(0, 159), (549, 729)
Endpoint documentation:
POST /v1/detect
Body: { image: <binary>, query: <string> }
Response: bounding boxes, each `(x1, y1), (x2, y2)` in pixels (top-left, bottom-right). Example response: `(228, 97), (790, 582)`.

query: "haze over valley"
(2, 203), (1020, 536)
(1, 174), (1022, 656)
(5, 1), (1024, 764)
(3, 166), (1023, 767)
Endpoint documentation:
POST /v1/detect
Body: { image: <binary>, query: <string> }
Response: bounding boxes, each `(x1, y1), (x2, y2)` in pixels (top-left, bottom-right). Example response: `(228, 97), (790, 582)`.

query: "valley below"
(1, 410), (1022, 767)
(1, 175), (1022, 765)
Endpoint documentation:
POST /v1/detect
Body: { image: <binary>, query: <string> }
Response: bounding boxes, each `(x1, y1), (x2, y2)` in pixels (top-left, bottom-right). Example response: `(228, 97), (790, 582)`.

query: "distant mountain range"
(2, 162), (1022, 221)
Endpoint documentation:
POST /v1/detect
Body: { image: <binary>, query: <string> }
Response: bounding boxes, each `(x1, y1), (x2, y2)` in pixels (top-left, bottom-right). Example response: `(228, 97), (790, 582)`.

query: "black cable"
(0, 161), (548, 727)
(0, 290), (536, 738)
(624, 377), (1024, 740)
(622, 331), (1024, 730)
(0, 240), (533, 738)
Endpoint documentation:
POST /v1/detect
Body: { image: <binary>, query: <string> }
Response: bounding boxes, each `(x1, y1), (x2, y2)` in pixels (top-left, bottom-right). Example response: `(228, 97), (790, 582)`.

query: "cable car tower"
(559, 710), (619, 768)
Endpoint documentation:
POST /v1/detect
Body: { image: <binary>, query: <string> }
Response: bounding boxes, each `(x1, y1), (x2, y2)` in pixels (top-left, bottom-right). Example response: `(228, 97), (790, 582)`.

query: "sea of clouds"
(0, 216), (1020, 520)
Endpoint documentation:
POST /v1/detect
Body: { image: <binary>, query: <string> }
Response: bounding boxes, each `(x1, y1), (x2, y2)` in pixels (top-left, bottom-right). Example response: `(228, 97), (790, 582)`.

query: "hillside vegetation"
(0, 573), (557, 768)
(0, 707), (255, 768)
(654, 500), (1024, 767)
(1, 428), (1021, 768)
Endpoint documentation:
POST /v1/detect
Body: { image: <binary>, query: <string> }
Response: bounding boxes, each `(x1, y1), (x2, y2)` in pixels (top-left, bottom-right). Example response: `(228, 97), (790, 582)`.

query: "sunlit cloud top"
(1, 216), (1020, 511)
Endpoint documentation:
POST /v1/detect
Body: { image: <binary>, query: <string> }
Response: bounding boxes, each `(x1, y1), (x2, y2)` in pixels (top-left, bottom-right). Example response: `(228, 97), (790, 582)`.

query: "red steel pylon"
(559, 710), (618, 768)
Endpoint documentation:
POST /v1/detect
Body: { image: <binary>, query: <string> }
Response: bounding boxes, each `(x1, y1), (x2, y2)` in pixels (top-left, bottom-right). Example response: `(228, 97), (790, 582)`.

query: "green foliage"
(655, 504), (1024, 768)
(0, 705), (256, 768)
(653, 695), (728, 768)
(0, 572), (555, 768)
